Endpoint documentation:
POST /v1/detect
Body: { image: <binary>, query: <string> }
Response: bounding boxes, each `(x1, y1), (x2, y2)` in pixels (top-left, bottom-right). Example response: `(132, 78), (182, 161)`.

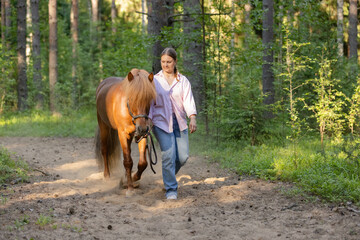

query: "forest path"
(0, 137), (359, 240)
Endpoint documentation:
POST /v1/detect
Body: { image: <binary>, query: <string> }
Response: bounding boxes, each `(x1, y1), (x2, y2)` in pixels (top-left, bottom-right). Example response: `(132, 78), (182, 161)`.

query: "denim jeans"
(152, 116), (189, 198)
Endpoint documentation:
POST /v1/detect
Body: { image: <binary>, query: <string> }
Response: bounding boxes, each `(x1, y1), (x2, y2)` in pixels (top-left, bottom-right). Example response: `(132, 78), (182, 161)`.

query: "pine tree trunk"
(91, 0), (98, 44)
(17, 0), (28, 111)
(31, 0), (43, 109)
(146, 0), (174, 74)
(49, 0), (57, 112)
(337, 0), (344, 57)
(26, 0), (31, 64)
(141, 0), (145, 34)
(183, 0), (204, 112)
(1, 0), (5, 48)
(71, 0), (79, 107)
(111, 0), (117, 33)
(348, 0), (357, 60)
(2, 0), (11, 50)
(262, 0), (275, 118)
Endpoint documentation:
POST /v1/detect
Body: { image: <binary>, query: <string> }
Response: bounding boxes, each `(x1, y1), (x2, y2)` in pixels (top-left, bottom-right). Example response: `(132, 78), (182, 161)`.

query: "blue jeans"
(152, 116), (189, 198)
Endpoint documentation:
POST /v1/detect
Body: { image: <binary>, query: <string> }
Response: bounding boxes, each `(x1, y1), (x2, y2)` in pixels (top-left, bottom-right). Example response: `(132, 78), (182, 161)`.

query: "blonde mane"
(122, 69), (156, 111)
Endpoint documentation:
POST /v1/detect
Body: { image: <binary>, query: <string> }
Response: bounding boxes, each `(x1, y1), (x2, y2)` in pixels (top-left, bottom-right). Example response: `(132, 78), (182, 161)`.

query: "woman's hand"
(189, 115), (197, 133)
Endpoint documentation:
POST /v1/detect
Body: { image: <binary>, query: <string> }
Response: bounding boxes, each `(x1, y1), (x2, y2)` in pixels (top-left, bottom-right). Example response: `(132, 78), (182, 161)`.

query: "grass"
(0, 147), (29, 184)
(0, 109), (97, 137)
(36, 214), (54, 227)
(191, 125), (360, 206)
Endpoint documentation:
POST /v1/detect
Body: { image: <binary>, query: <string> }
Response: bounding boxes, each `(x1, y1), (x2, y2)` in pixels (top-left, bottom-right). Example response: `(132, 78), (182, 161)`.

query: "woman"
(149, 47), (197, 200)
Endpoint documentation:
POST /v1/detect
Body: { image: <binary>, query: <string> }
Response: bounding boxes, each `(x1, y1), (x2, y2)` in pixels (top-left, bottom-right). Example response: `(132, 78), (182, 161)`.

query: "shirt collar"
(156, 70), (181, 82)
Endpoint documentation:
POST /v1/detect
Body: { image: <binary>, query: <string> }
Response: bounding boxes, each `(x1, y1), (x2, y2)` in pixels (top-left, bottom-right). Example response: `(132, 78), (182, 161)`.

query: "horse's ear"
(148, 73), (154, 82)
(127, 72), (134, 82)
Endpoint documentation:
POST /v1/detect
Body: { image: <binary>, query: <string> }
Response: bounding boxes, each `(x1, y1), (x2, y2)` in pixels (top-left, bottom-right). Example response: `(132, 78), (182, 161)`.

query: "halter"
(126, 99), (158, 174)
(127, 99), (149, 125)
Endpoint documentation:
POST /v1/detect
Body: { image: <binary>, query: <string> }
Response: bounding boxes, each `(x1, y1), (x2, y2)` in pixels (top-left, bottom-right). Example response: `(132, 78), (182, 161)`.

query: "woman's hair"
(161, 47), (178, 75)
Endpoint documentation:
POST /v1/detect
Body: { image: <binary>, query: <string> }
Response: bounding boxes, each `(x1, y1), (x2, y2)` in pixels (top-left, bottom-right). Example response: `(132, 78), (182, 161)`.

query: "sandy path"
(0, 137), (359, 240)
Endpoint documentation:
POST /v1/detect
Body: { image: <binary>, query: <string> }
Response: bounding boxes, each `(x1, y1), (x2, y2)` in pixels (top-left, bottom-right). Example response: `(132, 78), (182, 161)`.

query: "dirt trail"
(0, 137), (359, 240)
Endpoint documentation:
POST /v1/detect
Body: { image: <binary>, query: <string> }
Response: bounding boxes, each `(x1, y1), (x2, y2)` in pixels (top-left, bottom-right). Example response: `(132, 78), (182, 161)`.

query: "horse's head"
(125, 69), (156, 142)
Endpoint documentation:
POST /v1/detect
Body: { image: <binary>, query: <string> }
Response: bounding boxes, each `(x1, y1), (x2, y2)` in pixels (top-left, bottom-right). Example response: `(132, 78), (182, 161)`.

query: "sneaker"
(166, 193), (177, 200)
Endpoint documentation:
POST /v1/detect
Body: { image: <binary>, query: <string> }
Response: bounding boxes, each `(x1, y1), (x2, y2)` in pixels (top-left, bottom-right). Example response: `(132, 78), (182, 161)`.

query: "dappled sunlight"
(179, 175), (227, 186)
(53, 158), (98, 180)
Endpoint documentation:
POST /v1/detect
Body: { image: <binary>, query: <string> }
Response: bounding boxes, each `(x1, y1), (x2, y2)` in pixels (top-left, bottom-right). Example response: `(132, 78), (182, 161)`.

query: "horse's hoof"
(125, 189), (134, 197)
(120, 180), (140, 189)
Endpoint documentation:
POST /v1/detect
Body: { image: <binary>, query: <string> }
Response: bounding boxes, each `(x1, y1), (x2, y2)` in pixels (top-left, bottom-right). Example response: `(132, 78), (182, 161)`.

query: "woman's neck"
(163, 71), (175, 86)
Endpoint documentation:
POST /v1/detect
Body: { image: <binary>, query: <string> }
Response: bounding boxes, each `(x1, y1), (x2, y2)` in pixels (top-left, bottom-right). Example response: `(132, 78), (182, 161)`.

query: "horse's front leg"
(132, 138), (147, 182)
(118, 132), (134, 196)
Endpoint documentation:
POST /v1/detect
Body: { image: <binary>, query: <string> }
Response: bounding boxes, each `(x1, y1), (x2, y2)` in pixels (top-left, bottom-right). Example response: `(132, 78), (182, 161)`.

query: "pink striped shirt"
(149, 70), (197, 133)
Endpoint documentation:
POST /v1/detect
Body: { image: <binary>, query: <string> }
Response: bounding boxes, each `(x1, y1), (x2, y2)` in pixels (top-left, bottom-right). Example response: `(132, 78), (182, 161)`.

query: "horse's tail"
(95, 126), (122, 176)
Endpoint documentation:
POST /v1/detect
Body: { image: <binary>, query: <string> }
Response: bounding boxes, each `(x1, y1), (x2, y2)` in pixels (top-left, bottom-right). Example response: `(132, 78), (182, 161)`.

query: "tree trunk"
(31, 0), (43, 109)
(49, 0), (57, 113)
(262, 0), (275, 118)
(91, 0), (98, 23)
(337, 0), (344, 57)
(71, 0), (79, 107)
(244, 0), (251, 44)
(1, 0), (5, 48)
(183, 0), (204, 112)
(111, 0), (117, 33)
(141, 0), (145, 34)
(2, 0), (11, 50)
(17, 0), (28, 111)
(26, 0), (31, 64)
(146, 0), (174, 73)
(348, 0), (357, 60)
(91, 0), (98, 43)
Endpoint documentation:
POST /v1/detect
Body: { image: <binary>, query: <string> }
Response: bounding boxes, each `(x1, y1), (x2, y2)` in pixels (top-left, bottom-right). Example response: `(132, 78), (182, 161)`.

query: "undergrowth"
(0, 147), (29, 184)
(190, 128), (360, 206)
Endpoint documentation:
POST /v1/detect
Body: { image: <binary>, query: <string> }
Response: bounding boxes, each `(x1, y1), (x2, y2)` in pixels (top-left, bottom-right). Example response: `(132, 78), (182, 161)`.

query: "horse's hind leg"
(97, 116), (111, 178)
(132, 138), (148, 182)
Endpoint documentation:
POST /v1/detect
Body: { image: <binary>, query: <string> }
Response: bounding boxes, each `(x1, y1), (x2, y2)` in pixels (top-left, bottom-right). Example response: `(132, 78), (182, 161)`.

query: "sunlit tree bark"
(337, 0), (344, 57)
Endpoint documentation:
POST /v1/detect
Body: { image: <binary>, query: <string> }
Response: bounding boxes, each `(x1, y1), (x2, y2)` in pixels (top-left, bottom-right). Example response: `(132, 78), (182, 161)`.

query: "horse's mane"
(122, 69), (156, 109)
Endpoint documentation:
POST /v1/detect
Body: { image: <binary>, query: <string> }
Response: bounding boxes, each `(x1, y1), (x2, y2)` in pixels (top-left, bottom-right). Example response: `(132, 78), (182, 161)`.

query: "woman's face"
(161, 55), (176, 74)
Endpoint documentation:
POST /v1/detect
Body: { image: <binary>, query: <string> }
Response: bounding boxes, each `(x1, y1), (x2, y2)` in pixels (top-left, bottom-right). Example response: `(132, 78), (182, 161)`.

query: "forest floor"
(0, 137), (359, 240)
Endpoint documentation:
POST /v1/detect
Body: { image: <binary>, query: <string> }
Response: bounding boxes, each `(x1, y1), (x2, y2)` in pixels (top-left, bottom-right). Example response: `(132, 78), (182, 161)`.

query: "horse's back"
(96, 77), (125, 127)
(96, 77), (124, 98)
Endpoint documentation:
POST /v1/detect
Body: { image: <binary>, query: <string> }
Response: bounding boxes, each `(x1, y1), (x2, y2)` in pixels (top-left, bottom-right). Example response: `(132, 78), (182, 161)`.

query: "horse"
(95, 68), (156, 196)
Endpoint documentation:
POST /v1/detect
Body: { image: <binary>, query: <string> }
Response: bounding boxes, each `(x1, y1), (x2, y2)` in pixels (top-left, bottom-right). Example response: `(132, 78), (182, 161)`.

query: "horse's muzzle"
(134, 126), (150, 143)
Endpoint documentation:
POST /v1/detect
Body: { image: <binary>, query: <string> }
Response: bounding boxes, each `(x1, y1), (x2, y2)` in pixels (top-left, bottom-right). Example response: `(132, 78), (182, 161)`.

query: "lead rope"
(146, 132), (158, 174)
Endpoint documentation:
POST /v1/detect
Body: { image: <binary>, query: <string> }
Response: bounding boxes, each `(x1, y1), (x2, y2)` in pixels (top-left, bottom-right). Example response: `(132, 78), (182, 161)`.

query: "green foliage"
(0, 147), (29, 184)
(0, 45), (17, 113)
(306, 54), (347, 145)
(0, 109), (97, 137)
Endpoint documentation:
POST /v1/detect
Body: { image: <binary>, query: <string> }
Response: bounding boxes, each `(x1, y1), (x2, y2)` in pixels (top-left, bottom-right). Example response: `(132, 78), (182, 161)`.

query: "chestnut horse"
(95, 69), (156, 196)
